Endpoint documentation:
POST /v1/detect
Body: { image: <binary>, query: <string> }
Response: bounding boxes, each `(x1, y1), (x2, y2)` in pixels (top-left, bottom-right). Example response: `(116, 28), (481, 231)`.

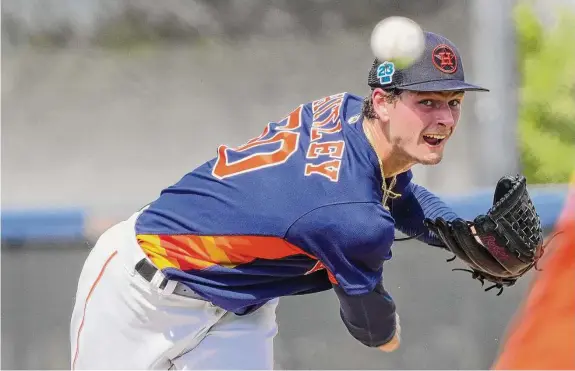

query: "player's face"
(385, 90), (464, 165)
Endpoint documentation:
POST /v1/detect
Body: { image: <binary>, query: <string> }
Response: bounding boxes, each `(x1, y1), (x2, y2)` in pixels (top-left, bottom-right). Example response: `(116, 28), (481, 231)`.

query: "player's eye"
(448, 99), (461, 108)
(419, 99), (434, 107)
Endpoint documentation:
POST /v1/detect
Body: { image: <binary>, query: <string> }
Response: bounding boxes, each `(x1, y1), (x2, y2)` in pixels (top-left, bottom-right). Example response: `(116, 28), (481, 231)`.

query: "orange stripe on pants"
(492, 176), (575, 370)
(72, 250), (118, 370)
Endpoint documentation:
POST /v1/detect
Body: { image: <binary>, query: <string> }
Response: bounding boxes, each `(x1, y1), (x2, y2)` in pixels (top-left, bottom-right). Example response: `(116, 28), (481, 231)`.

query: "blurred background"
(1, 0), (574, 369)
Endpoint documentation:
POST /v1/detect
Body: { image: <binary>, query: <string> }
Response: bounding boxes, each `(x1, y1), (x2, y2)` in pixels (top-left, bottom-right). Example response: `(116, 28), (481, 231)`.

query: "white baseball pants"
(69, 211), (279, 370)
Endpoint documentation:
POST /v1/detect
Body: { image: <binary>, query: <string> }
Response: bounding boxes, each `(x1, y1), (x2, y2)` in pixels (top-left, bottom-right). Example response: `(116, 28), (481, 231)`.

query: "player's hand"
(378, 313), (401, 352)
(424, 175), (544, 296)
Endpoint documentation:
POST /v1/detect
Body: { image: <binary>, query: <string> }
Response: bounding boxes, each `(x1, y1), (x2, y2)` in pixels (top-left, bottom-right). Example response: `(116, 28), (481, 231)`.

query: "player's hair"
(362, 89), (403, 119)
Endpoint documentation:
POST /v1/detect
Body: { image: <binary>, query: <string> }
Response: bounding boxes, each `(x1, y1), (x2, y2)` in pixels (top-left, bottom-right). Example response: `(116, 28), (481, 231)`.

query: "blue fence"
(1, 185), (569, 243)
(1, 207), (86, 242)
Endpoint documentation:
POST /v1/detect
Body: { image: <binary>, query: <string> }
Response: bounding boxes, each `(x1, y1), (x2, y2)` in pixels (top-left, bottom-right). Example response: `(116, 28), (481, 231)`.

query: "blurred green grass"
(515, 1), (575, 184)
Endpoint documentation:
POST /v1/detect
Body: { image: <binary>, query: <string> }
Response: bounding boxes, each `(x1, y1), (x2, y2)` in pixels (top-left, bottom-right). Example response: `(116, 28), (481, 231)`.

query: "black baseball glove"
(424, 175), (545, 295)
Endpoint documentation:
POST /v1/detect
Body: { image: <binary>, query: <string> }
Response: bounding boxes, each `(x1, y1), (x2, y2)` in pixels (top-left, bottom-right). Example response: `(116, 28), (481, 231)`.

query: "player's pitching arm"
(326, 181), (456, 351)
(324, 182), (458, 352)
(284, 203), (403, 353)
(333, 281), (401, 352)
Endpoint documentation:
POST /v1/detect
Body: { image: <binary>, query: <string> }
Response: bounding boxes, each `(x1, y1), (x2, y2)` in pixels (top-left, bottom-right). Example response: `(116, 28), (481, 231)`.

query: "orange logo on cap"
(432, 44), (457, 74)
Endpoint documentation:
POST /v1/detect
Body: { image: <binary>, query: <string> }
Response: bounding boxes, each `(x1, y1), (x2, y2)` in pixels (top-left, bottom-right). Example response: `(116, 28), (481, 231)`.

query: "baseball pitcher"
(70, 30), (544, 370)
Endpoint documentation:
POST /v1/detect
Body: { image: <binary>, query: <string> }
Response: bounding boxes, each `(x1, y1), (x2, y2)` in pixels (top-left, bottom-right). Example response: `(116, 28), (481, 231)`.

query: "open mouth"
(422, 134), (447, 146)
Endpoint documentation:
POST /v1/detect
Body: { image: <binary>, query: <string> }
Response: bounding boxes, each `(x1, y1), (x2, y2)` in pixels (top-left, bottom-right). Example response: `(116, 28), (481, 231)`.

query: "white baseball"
(370, 16), (425, 69)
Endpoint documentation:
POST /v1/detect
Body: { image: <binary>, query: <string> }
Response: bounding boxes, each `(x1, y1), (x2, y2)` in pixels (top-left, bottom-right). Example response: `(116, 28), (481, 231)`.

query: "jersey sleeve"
(390, 180), (459, 247)
(333, 280), (398, 347)
(284, 202), (396, 295)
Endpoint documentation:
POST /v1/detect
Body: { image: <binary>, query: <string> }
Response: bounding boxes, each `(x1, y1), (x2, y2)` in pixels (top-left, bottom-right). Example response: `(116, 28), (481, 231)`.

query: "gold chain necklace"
(364, 124), (401, 210)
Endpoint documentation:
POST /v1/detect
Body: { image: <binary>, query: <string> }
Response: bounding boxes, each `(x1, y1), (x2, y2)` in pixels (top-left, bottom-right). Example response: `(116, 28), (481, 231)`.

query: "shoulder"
(337, 92), (364, 124)
(303, 92), (363, 116)
(298, 91), (369, 139)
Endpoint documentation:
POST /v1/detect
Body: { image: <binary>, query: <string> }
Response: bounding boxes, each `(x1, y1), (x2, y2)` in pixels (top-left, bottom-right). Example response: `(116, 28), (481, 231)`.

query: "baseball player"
(70, 31), (543, 370)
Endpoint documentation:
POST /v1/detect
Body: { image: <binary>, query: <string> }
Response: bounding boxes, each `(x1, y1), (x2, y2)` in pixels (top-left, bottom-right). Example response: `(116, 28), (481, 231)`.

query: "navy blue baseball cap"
(368, 31), (489, 92)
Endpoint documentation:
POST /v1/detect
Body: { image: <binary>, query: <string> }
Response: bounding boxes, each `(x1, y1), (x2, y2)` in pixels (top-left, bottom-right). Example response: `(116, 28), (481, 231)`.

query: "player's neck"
(363, 117), (414, 178)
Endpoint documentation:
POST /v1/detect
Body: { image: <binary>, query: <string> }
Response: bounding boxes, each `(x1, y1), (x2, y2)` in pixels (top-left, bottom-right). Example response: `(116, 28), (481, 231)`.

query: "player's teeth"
(424, 134), (446, 139)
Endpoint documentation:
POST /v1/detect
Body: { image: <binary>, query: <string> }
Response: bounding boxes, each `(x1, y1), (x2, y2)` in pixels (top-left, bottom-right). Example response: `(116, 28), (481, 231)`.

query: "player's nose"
(435, 106), (455, 129)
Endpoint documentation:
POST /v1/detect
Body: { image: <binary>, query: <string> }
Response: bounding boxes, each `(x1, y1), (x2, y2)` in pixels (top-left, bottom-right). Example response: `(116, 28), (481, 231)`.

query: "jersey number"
(212, 106), (303, 179)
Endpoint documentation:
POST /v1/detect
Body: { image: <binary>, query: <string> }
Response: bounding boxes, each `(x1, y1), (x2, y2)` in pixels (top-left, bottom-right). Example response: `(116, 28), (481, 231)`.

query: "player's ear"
(371, 88), (390, 123)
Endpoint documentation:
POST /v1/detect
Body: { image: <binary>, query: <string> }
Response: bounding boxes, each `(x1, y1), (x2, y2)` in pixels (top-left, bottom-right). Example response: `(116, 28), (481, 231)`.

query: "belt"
(134, 258), (205, 300)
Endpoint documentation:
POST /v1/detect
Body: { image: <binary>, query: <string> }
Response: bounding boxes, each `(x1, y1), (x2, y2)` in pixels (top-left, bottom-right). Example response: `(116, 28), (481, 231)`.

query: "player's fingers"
(378, 332), (400, 352)
(378, 314), (401, 353)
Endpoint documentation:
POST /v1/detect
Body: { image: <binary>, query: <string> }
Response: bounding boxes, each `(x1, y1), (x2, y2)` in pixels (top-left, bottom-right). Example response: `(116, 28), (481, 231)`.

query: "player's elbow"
(341, 313), (398, 348)
(333, 283), (398, 348)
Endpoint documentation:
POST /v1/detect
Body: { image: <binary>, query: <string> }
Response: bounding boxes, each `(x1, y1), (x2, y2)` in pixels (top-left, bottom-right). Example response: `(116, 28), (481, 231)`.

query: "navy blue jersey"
(135, 92), (424, 314)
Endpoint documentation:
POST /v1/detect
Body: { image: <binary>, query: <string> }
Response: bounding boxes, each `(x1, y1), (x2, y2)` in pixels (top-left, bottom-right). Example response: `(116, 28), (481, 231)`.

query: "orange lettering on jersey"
(304, 93), (346, 182)
(246, 125), (270, 145)
(304, 160), (342, 182)
(312, 97), (330, 111)
(312, 93), (345, 111)
(306, 141), (345, 159)
(246, 104), (302, 145)
(280, 105), (304, 130)
(314, 106), (341, 128)
(310, 95), (343, 142)
(212, 105), (303, 179)
(310, 119), (342, 142)
(313, 98), (341, 121)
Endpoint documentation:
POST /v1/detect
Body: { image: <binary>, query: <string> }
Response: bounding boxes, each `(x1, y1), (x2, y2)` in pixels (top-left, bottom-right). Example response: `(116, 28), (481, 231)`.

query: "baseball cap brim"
(398, 79), (490, 92)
